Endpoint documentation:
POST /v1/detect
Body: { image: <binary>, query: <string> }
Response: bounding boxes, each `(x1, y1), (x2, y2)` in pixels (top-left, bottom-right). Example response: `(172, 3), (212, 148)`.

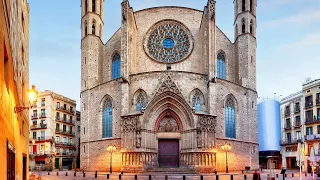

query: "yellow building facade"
(0, 0), (30, 179)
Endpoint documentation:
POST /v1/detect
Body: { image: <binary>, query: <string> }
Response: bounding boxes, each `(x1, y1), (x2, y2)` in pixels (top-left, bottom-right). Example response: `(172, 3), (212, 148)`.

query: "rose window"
(144, 20), (193, 63)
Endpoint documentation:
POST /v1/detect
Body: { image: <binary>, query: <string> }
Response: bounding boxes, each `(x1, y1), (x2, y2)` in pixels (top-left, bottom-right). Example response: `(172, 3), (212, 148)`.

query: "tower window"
(235, 24), (238, 38)
(250, 0), (253, 12)
(92, 20), (95, 35)
(217, 51), (226, 79)
(250, 20), (253, 34)
(242, 19), (245, 33)
(112, 53), (121, 80)
(85, 0), (88, 12)
(92, 0), (96, 13)
(84, 20), (88, 35)
(242, 0), (245, 11)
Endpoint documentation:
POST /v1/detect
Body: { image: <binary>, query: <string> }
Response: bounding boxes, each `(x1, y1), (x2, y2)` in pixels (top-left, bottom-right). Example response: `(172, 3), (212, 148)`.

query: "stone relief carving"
(121, 116), (138, 132)
(154, 76), (182, 97)
(196, 115), (216, 149)
(158, 115), (179, 132)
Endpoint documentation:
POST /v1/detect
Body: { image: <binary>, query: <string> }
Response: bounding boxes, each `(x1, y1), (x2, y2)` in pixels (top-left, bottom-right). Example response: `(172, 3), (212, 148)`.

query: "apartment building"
(280, 78), (320, 171)
(280, 91), (304, 169)
(29, 90), (78, 170)
(0, 0), (30, 179)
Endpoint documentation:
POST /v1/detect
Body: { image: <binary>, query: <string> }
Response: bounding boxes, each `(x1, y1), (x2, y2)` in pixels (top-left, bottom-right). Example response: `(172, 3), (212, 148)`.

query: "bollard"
(121, 171), (124, 175)
(242, 170), (244, 174)
(95, 171), (97, 178)
(48, 172), (50, 175)
(183, 175), (186, 180)
(165, 175), (168, 180)
(215, 170), (217, 175)
(276, 174), (278, 178)
(149, 174), (152, 180)
(216, 175), (219, 180)
(305, 173), (307, 177)
(107, 174), (109, 179)
(66, 172), (68, 176)
(244, 174), (247, 180)
(57, 172), (59, 176)
(200, 175), (204, 180)
(83, 172), (86, 177)
(74, 172), (76, 177)
(284, 174), (287, 177)
(282, 174), (285, 180)
(135, 175), (138, 179)
(119, 174), (121, 179)
(292, 173), (294, 177)
(231, 175), (233, 180)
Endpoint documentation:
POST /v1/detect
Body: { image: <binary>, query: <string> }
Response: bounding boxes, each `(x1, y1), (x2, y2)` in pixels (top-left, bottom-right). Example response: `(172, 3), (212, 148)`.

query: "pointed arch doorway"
(155, 110), (183, 168)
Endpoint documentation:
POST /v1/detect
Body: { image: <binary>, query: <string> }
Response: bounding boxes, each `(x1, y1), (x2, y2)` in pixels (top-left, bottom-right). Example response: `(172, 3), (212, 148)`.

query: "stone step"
(144, 167), (197, 174)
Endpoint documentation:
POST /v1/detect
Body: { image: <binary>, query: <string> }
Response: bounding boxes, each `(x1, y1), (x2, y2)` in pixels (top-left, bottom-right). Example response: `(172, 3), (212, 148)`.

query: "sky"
(28, 0), (320, 109)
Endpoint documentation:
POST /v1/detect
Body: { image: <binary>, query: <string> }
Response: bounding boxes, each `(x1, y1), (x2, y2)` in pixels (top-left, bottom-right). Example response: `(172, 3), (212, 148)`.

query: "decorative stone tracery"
(144, 20), (193, 63)
(196, 115), (216, 149)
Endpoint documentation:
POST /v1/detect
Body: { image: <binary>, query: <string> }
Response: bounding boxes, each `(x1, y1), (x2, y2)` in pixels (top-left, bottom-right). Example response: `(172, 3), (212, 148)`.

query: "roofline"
(133, 6), (203, 14)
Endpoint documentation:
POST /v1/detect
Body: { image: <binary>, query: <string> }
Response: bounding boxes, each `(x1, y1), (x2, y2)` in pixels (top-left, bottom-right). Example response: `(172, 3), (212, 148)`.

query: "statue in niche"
(158, 116), (179, 132)
(197, 128), (202, 148)
(136, 130), (141, 148)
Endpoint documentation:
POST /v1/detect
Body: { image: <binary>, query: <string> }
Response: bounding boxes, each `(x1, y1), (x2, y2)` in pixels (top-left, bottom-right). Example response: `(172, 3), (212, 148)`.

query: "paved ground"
(31, 169), (319, 180)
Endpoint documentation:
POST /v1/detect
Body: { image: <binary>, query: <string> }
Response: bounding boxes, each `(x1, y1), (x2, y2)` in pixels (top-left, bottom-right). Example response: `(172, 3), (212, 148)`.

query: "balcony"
(284, 124), (292, 130)
(305, 117), (320, 125)
(55, 129), (75, 136)
(280, 137), (303, 146)
(56, 106), (75, 115)
(316, 98), (320, 106)
(29, 151), (53, 156)
(55, 117), (74, 125)
(55, 142), (75, 149)
(39, 113), (46, 118)
(294, 122), (302, 128)
(30, 123), (47, 130)
(285, 110), (290, 117)
(31, 115), (38, 119)
(30, 136), (53, 143)
(305, 102), (313, 109)
(305, 134), (320, 142)
(294, 107), (300, 114)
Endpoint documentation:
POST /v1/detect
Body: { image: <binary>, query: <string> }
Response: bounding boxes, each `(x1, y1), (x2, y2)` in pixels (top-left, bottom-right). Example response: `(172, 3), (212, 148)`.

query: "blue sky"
(29, 0), (320, 109)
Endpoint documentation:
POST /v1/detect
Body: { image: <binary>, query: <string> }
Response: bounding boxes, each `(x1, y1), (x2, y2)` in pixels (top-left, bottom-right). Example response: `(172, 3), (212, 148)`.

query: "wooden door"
(158, 139), (179, 167)
(7, 148), (15, 180)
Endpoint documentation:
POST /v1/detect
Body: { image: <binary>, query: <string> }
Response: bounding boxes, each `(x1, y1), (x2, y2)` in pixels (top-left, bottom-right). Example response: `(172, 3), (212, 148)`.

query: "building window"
(316, 93), (320, 105)
(192, 94), (201, 111)
(84, 127), (85, 134)
(56, 112), (60, 120)
(250, 0), (253, 12)
(63, 104), (67, 110)
(63, 114), (67, 121)
(296, 131), (301, 140)
(136, 93), (146, 111)
(306, 127), (313, 135)
(55, 136), (60, 143)
(250, 20), (253, 34)
(285, 118), (291, 129)
(92, 20), (95, 35)
(41, 109), (46, 117)
(295, 116), (301, 127)
(56, 123), (60, 130)
(32, 121), (37, 126)
(242, 19), (245, 33)
(242, 0), (245, 11)
(102, 98), (112, 138)
(285, 106), (290, 115)
(111, 53), (121, 80)
(70, 126), (73, 134)
(225, 97), (235, 138)
(286, 133), (291, 143)
(306, 110), (313, 122)
(78, 126), (81, 133)
(295, 102), (300, 113)
(317, 125), (320, 134)
(84, 20), (88, 35)
(217, 51), (226, 79)
(92, 0), (96, 12)
(70, 106), (74, 113)
(56, 102), (60, 108)
(62, 137), (67, 144)
(317, 108), (320, 120)
(41, 98), (45, 106)
(305, 95), (313, 108)
(63, 125), (67, 132)
(84, 145), (85, 152)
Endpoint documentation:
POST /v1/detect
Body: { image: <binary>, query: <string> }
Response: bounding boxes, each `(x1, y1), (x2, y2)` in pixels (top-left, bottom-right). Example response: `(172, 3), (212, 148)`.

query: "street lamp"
(14, 85), (38, 113)
(221, 142), (232, 173)
(107, 145), (116, 173)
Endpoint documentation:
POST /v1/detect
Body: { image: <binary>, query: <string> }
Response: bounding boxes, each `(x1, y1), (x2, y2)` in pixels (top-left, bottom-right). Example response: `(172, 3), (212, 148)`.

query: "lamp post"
(14, 85), (38, 113)
(221, 142), (232, 173)
(107, 145), (116, 173)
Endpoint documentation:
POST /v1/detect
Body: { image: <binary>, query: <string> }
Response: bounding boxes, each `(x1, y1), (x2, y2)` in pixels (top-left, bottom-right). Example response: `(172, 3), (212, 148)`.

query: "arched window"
(250, 20), (253, 34)
(217, 52), (226, 79)
(136, 93), (146, 111)
(85, 0), (88, 13)
(192, 95), (201, 111)
(112, 53), (121, 80)
(92, 20), (95, 35)
(225, 96), (235, 138)
(102, 98), (112, 138)
(92, 0), (96, 12)
(84, 20), (88, 35)
(242, 0), (245, 11)
(100, 24), (102, 37)
(235, 24), (238, 38)
(250, 0), (253, 12)
(242, 19), (246, 33)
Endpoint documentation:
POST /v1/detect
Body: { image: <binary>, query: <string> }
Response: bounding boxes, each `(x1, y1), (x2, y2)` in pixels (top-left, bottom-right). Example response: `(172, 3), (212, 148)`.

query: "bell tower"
(234, 0), (257, 90)
(81, 0), (104, 91)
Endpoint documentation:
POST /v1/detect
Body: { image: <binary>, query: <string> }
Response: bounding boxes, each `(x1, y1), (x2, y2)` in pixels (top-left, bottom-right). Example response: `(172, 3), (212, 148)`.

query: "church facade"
(80, 0), (258, 173)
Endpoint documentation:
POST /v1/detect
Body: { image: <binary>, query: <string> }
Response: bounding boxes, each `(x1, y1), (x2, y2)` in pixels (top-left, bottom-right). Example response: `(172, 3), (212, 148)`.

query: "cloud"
(259, 0), (319, 9)
(259, 8), (320, 30)
(278, 32), (320, 51)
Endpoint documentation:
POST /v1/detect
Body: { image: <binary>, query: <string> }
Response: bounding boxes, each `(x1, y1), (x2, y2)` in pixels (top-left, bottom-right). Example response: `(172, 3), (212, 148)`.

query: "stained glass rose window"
(144, 20), (193, 63)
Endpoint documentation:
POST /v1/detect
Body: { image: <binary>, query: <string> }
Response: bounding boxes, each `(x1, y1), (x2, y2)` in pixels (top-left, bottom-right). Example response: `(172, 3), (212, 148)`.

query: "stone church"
(80, 0), (258, 173)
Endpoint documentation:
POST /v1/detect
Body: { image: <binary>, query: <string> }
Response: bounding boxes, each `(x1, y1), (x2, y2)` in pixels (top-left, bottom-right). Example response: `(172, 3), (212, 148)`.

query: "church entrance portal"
(158, 139), (179, 167)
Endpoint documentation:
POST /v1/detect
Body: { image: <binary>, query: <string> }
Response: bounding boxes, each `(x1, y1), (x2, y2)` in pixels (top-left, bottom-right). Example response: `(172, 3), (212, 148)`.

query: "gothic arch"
(142, 91), (194, 131)
(189, 88), (205, 111)
(154, 109), (183, 133)
(223, 94), (238, 111)
(132, 89), (148, 111)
